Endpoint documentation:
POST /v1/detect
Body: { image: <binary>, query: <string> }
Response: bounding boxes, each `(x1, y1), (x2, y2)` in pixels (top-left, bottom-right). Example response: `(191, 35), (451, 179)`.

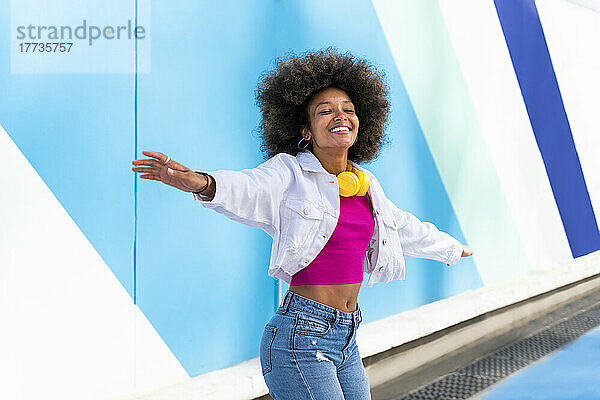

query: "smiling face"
(302, 87), (359, 156)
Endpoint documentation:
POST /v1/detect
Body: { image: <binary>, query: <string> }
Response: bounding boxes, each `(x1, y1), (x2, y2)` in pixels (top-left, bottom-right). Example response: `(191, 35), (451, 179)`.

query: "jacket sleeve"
(191, 153), (293, 237)
(388, 199), (463, 266)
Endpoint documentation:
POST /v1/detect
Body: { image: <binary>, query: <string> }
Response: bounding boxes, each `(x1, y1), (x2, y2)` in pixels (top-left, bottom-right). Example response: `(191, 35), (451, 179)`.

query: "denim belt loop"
(280, 290), (293, 313)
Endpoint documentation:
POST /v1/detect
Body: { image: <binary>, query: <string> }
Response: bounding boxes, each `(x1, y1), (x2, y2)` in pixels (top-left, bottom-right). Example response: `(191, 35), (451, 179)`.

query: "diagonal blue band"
(494, 0), (600, 257)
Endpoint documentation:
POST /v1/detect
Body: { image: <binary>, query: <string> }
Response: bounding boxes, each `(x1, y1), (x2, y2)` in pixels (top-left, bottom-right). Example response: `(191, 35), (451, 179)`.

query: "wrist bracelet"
(193, 172), (210, 194)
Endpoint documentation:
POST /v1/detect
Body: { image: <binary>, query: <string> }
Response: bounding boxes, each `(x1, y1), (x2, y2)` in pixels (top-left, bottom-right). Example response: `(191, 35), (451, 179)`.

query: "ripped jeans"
(260, 290), (371, 399)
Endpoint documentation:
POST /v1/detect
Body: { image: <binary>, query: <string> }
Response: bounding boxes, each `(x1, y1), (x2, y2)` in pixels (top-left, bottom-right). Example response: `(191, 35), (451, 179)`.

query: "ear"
(301, 126), (311, 140)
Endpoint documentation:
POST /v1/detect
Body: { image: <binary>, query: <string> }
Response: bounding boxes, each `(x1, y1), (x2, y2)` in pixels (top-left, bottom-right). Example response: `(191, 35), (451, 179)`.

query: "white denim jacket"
(193, 150), (463, 287)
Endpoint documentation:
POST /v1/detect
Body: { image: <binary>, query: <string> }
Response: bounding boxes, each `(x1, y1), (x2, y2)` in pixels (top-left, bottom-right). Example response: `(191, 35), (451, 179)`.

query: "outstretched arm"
(131, 150), (292, 237)
(388, 199), (473, 266)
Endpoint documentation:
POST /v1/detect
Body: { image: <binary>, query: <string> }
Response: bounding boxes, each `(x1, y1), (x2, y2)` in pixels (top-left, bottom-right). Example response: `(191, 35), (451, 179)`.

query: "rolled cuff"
(446, 240), (463, 266)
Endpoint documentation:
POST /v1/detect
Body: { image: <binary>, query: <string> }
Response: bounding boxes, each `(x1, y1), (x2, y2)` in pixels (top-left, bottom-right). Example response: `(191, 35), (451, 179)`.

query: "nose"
(333, 111), (348, 121)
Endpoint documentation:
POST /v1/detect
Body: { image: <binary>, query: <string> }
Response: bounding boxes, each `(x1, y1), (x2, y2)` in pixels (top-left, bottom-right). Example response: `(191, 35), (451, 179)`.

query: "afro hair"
(255, 47), (390, 163)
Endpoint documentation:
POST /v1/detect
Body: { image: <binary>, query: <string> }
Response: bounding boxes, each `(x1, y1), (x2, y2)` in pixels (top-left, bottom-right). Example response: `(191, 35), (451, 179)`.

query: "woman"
(131, 48), (473, 399)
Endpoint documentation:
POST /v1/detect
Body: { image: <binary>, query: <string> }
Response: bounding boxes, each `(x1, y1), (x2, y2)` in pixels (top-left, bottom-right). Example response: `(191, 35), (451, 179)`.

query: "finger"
(140, 174), (160, 180)
(132, 159), (163, 168)
(138, 159), (183, 170)
(134, 156), (189, 171)
(141, 150), (165, 160)
(132, 166), (156, 173)
(142, 150), (171, 166)
(166, 159), (190, 171)
(162, 157), (189, 171)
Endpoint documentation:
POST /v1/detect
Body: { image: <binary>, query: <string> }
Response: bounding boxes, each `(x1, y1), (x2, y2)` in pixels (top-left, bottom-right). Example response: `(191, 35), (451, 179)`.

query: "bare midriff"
(288, 282), (361, 313)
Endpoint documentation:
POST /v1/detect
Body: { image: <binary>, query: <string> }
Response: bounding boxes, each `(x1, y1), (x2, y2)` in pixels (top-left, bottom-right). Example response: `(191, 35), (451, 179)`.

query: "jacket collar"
(296, 150), (328, 173)
(296, 150), (363, 174)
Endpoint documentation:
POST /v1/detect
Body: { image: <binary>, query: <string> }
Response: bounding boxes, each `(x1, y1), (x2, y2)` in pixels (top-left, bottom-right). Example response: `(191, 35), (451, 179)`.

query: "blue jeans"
(260, 290), (371, 399)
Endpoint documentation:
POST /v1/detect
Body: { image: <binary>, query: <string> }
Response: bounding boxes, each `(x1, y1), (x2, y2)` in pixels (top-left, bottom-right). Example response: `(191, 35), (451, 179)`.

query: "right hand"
(131, 150), (207, 193)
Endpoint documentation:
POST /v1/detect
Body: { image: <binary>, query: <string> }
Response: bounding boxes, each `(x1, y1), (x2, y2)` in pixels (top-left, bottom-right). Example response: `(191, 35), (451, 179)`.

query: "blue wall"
(2, 0), (493, 378)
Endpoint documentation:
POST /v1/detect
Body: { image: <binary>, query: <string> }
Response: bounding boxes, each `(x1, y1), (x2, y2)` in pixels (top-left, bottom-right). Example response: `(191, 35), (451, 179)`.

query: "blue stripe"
(494, 0), (600, 258)
(133, 0), (139, 305)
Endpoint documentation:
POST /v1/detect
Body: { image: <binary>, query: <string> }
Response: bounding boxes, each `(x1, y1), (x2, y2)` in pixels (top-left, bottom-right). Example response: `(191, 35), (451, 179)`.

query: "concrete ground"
(372, 281), (600, 400)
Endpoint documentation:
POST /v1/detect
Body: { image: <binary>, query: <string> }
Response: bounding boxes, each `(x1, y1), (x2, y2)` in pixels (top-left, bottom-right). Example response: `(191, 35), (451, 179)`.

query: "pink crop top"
(290, 194), (375, 285)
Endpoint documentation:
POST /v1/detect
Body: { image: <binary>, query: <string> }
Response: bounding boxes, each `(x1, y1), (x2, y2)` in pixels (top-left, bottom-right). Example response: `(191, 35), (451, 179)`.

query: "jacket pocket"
(259, 325), (277, 375)
(380, 207), (398, 230)
(378, 208), (404, 266)
(379, 208), (398, 249)
(280, 197), (325, 251)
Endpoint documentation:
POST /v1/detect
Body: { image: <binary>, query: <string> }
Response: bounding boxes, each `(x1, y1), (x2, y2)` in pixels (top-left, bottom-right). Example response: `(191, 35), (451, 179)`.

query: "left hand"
(447, 245), (473, 266)
(131, 150), (206, 193)
(461, 245), (474, 257)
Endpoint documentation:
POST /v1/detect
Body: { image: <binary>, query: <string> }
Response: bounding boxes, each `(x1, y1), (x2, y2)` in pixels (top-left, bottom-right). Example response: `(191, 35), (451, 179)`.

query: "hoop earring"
(298, 136), (311, 150)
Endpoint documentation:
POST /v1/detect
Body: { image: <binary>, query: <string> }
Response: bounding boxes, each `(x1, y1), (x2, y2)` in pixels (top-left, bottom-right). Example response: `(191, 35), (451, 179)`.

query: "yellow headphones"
(337, 164), (370, 197)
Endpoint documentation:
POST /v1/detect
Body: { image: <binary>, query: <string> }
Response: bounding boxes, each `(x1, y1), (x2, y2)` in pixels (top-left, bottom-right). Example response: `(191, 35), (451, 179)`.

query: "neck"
(312, 148), (348, 175)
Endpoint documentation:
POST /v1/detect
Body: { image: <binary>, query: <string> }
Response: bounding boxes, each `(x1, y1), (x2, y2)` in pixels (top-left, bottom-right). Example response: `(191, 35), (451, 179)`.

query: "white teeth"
(330, 126), (350, 132)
